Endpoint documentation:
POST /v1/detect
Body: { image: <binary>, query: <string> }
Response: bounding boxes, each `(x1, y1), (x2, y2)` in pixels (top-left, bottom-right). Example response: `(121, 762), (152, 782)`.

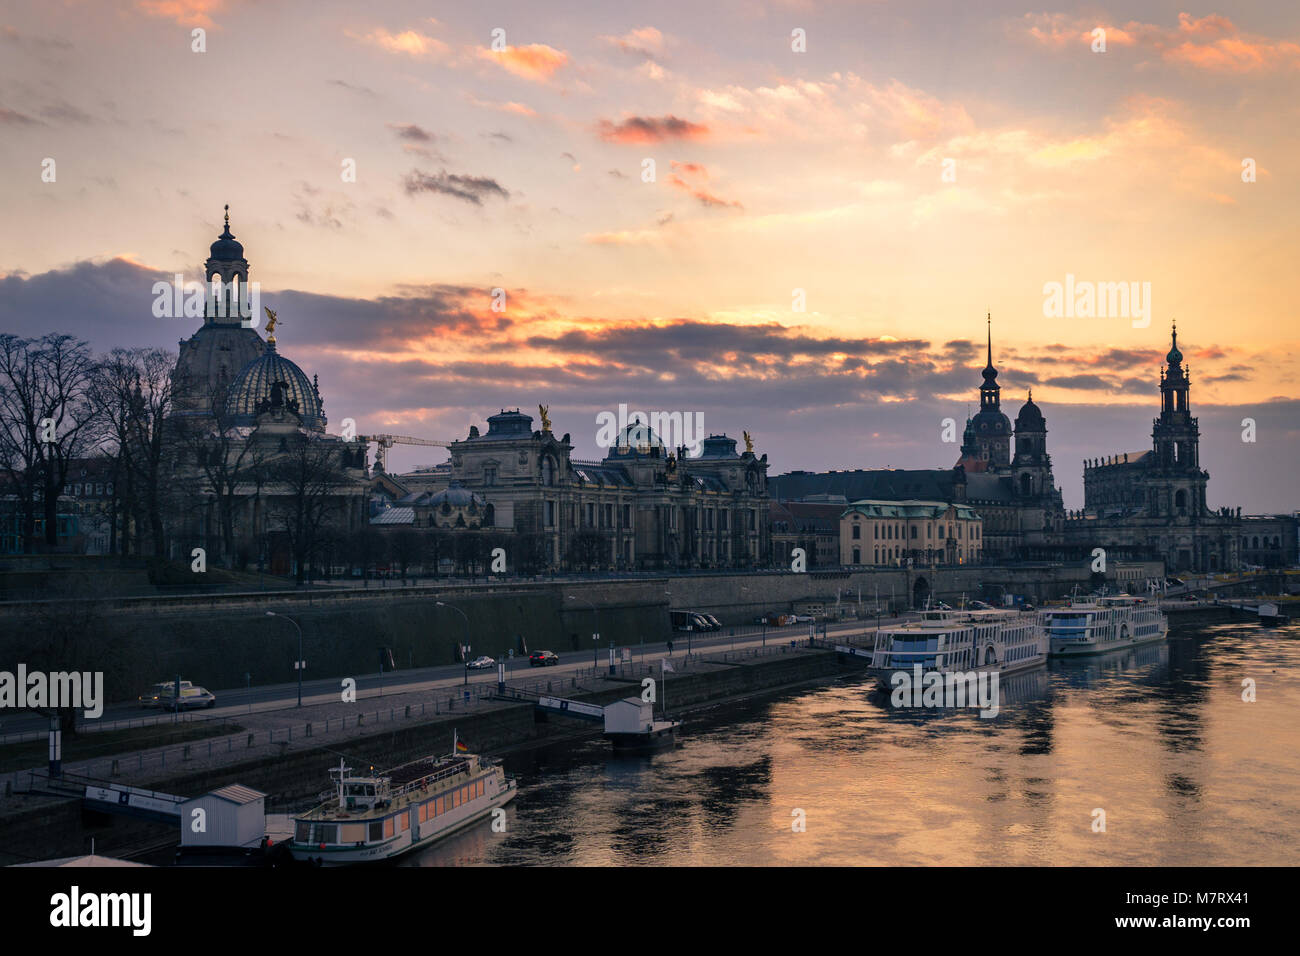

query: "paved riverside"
(0, 636), (848, 808)
(0, 615), (912, 740)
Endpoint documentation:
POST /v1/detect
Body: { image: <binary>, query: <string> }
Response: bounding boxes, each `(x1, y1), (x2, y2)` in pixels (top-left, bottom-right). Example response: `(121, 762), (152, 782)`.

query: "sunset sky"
(2, 1), (1298, 509)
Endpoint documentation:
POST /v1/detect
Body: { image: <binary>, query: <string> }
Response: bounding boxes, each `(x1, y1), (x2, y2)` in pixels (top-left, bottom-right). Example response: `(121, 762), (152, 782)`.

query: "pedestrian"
(667, 639), (674, 655)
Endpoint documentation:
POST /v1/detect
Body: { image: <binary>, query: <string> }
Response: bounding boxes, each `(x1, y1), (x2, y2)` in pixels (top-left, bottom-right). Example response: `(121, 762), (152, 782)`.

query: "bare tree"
(263, 433), (355, 584)
(88, 348), (179, 556)
(0, 334), (100, 552)
(171, 385), (268, 567)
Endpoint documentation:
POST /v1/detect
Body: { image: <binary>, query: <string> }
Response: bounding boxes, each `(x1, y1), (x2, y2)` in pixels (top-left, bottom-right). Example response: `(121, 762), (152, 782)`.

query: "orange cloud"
(601, 26), (666, 58)
(596, 115), (709, 144)
(479, 43), (570, 82)
(1020, 11), (1300, 72)
(135, 0), (224, 28)
(352, 26), (449, 58)
(464, 94), (538, 117)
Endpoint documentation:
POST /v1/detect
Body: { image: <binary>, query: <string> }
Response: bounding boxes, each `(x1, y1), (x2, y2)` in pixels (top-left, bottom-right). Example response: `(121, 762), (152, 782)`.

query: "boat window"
(295, 822), (310, 842)
(384, 817), (395, 838)
(369, 821), (383, 841)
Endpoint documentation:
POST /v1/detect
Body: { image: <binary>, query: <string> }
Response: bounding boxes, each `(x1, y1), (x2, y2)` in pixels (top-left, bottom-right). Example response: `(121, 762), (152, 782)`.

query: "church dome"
(1166, 324), (1183, 366)
(1015, 391), (1045, 431)
(224, 342), (325, 429)
(428, 481), (483, 509)
(208, 206), (245, 262)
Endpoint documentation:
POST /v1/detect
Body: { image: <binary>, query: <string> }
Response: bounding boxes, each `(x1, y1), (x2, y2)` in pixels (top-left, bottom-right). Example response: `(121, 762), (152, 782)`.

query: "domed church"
(166, 211), (368, 576)
(172, 207), (268, 418)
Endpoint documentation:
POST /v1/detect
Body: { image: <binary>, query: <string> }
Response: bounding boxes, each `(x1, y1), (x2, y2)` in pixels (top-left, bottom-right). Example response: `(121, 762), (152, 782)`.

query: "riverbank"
(0, 642), (866, 864)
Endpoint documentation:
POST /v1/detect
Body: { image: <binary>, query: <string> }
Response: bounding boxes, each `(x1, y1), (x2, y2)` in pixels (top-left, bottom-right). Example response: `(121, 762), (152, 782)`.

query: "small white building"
(603, 698), (654, 735)
(179, 785), (267, 849)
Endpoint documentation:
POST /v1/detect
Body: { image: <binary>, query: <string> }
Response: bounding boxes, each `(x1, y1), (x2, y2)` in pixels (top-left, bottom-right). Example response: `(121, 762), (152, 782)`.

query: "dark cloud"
(4, 258), (1296, 511)
(403, 168), (510, 205)
(387, 123), (434, 142)
(1043, 373), (1116, 391)
(596, 115), (708, 144)
(330, 79), (377, 97)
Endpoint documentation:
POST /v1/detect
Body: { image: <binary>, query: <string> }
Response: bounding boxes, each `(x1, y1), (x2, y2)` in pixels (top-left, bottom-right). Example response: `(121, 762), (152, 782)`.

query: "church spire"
(986, 311), (993, 371)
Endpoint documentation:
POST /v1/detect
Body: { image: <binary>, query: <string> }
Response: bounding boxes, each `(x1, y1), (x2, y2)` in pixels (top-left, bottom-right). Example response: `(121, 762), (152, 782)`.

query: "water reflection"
(404, 622), (1300, 866)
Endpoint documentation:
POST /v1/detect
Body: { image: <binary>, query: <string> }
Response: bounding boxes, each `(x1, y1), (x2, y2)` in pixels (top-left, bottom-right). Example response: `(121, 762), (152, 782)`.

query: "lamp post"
(437, 601), (472, 685)
(267, 611), (304, 708)
(568, 595), (602, 672)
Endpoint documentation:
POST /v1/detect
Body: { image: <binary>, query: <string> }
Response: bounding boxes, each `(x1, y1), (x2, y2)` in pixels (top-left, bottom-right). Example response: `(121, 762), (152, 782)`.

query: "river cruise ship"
(866, 607), (1048, 690)
(1039, 594), (1168, 657)
(287, 737), (516, 866)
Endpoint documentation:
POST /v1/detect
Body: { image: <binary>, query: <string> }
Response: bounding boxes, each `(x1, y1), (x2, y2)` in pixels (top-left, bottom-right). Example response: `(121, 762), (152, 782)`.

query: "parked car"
(529, 650), (559, 667)
(161, 686), (216, 711)
(792, 614), (814, 623)
(467, 655), (496, 670)
(139, 680), (192, 708)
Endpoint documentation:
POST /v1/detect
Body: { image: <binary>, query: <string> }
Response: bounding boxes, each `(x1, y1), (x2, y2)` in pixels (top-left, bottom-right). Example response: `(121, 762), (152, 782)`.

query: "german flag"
(455, 739), (469, 753)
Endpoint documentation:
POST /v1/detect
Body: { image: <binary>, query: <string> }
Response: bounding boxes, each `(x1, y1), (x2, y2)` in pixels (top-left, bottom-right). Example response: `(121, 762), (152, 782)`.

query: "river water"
(404, 621), (1300, 866)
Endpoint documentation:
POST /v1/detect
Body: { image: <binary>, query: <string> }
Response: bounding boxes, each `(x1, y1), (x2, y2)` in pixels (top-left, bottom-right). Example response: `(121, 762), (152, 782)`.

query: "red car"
(529, 650), (559, 667)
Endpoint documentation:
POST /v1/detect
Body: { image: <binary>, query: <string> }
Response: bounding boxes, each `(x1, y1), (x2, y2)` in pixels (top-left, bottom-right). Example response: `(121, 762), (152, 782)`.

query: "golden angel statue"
(264, 307), (279, 342)
(538, 404), (552, 432)
(743, 430), (754, 454)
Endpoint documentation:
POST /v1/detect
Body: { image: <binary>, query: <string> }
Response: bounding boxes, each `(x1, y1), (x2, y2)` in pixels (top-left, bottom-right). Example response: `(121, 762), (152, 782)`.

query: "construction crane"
(359, 434), (453, 472)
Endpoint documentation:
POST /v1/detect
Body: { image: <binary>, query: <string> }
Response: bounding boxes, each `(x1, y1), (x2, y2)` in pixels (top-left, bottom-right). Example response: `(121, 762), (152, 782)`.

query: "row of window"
(296, 777), (488, 846)
(850, 522), (980, 541)
(543, 501), (759, 534)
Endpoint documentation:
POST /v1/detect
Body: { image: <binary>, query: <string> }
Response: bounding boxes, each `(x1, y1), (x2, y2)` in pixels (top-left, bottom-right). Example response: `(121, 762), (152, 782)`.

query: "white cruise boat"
(1039, 593), (1168, 657)
(866, 607), (1048, 690)
(287, 736), (516, 866)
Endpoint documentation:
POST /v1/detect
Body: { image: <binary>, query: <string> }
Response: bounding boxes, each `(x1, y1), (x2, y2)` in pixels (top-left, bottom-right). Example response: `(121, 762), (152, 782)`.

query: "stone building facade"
(1062, 323), (1240, 573)
(840, 500), (983, 567)
(387, 410), (770, 571)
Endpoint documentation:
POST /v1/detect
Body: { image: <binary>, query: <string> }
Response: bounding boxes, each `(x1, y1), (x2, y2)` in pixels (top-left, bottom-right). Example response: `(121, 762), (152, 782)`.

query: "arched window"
(1175, 489), (1187, 514)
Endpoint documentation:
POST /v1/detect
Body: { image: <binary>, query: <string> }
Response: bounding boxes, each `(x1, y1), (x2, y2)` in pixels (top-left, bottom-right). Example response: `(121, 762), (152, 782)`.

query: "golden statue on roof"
(743, 430), (753, 454)
(264, 307), (279, 343)
(538, 404), (551, 432)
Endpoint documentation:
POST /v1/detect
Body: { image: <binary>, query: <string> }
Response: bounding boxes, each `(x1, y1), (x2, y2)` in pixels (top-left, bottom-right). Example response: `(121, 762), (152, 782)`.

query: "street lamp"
(266, 611), (304, 708)
(437, 601), (471, 685)
(567, 595), (602, 672)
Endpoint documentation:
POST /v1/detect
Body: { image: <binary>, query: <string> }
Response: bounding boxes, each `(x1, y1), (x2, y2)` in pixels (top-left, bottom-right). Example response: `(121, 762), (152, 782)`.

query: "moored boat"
(1039, 593), (1167, 657)
(287, 734), (516, 866)
(866, 606), (1048, 692)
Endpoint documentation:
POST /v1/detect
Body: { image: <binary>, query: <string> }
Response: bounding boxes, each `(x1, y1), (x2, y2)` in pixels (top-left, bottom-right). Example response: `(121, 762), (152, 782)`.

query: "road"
(0, 616), (911, 740)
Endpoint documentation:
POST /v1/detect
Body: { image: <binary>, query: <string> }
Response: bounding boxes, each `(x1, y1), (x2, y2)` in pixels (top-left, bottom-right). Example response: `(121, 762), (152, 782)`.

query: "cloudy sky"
(2, 1), (1298, 509)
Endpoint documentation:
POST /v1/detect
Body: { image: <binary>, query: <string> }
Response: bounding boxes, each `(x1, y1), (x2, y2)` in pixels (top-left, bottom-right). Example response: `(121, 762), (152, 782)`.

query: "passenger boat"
(1039, 593), (1167, 657)
(866, 607), (1048, 691)
(287, 733), (516, 865)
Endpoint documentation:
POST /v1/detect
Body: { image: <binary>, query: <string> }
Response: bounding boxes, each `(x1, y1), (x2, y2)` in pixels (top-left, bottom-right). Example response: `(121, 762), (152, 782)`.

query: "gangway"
(534, 695), (605, 722)
(22, 770), (187, 824)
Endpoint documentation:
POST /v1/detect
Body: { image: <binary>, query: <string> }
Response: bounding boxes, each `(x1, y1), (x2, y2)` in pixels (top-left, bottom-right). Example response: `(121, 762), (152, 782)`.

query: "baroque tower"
(172, 206), (267, 418)
(1149, 321), (1207, 519)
